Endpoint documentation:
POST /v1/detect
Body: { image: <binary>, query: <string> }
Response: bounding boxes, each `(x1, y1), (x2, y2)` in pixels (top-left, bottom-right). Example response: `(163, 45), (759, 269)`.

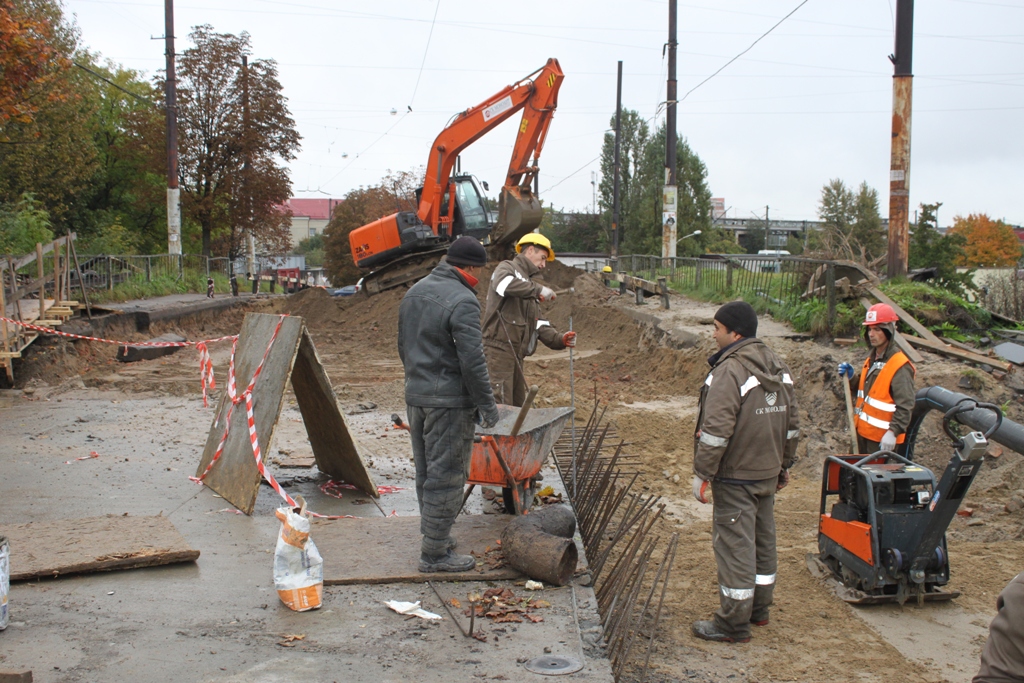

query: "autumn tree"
(322, 169), (419, 285)
(172, 25), (300, 257)
(0, 0), (72, 132)
(949, 213), (1021, 267)
(812, 179), (885, 266)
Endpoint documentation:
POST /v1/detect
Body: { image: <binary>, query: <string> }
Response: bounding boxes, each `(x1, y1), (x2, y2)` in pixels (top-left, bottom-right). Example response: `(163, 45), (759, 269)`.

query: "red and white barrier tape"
(188, 315), (355, 520)
(321, 480), (405, 497)
(64, 450), (100, 465)
(0, 316), (236, 407)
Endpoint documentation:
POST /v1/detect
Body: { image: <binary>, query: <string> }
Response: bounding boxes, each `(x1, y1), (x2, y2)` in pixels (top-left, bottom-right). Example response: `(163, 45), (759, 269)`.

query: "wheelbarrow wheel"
(502, 481), (535, 515)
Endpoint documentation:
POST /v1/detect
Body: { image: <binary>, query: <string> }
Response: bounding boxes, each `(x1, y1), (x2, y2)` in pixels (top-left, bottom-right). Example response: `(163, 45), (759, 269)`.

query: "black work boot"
(691, 620), (751, 644)
(418, 550), (476, 573)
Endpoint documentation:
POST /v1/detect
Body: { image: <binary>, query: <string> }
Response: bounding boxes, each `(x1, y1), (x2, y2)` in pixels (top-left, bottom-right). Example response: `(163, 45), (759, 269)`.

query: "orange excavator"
(349, 58), (564, 295)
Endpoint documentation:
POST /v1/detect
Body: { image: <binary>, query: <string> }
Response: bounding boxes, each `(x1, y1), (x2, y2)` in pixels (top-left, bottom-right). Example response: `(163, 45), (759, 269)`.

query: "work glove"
(539, 286), (556, 302)
(692, 475), (709, 504)
(837, 362), (854, 379)
(562, 331), (577, 348)
(879, 430), (897, 452)
(481, 406), (500, 429)
(776, 469), (790, 492)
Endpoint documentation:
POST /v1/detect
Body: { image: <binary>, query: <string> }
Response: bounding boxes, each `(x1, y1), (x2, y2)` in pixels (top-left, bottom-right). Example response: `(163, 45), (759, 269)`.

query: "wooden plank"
(312, 514), (521, 585)
(195, 313), (304, 515)
(290, 328), (378, 497)
(0, 234), (69, 273)
(865, 286), (944, 345)
(2, 515), (199, 581)
(904, 334), (1012, 373)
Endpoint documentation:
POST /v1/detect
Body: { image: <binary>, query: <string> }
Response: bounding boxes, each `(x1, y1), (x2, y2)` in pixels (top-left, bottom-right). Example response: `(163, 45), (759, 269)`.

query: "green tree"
(293, 233), (324, 267)
(598, 113), (711, 255)
(813, 179), (884, 266)
(172, 25), (301, 257)
(0, 192), (52, 254)
(541, 208), (605, 253)
(909, 201), (971, 295)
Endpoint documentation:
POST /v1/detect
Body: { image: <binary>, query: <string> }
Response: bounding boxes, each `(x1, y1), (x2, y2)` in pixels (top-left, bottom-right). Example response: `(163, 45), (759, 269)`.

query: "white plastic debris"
(524, 580), (544, 591)
(274, 499), (323, 612)
(384, 600), (442, 621)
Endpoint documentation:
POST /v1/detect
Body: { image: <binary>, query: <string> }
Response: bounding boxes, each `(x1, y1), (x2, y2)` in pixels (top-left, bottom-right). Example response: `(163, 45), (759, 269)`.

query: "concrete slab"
(0, 390), (613, 683)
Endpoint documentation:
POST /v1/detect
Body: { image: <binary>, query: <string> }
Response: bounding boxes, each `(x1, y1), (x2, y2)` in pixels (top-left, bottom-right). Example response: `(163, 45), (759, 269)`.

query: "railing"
(581, 253), (846, 329)
(70, 254), (235, 290)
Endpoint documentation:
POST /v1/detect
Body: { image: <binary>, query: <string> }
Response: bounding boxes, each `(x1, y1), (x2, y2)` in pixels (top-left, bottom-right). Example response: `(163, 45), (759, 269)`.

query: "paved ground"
(0, 388), (613, 683)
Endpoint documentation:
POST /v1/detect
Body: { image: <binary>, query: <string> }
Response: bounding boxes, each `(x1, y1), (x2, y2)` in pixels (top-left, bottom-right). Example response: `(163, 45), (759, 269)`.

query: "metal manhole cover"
(524, 655), (584, 675)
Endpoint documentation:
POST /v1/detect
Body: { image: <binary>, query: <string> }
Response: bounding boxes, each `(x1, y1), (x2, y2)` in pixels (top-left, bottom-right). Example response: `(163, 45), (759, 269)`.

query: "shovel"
(842, 375), (859, 454)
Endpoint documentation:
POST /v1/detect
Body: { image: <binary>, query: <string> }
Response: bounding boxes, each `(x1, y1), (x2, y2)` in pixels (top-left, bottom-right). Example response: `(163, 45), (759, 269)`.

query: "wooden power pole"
(164, 0), (181, 255)
(611, 61), (623, 260)
(887, 0), (914, 278)
(662, 0), (678, 260)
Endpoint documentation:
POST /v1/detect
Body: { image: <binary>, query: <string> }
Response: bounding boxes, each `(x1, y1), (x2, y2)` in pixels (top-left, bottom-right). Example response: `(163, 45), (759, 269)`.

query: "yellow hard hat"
(602, 265), (612, 273)
(516, 233), (555, 261)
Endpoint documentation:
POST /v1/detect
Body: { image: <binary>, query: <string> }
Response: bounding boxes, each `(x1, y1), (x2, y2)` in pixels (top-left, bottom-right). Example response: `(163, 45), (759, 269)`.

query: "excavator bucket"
(490, 185), (543, 250)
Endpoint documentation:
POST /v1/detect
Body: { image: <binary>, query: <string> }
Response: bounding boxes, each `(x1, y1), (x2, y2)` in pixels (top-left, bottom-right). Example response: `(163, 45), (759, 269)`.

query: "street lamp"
(677, 229), (701, 243)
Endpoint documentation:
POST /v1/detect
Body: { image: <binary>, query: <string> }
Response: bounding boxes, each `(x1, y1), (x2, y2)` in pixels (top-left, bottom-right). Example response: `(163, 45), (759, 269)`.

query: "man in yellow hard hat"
(481, 233), (577, 406)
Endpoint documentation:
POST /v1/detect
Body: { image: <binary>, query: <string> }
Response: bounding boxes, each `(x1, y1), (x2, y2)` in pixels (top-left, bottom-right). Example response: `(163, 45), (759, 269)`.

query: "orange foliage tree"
(0, 0), (71, 135)
(948, 213), (1022, 267)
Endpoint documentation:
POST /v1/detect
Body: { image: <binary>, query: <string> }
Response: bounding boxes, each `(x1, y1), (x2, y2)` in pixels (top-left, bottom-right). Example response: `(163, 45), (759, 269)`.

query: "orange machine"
(349, 58), (564, 295)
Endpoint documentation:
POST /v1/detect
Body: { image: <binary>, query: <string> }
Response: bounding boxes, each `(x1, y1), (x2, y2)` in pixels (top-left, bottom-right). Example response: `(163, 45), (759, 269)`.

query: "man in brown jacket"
(481, 233), (576, 406)
(974, 571), (1024, 683)
(691, 301), (800, 644)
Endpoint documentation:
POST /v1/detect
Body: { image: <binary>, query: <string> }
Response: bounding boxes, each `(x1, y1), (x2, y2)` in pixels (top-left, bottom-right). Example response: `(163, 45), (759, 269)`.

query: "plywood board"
(195, 313), (304, 514)
(312, 514), (521, 585)
(290, 329), (378, 497)
(3, 515), (199, 581)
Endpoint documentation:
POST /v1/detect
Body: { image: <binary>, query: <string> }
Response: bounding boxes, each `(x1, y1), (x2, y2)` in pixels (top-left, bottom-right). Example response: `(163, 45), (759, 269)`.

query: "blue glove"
(837, 362), (854, 379)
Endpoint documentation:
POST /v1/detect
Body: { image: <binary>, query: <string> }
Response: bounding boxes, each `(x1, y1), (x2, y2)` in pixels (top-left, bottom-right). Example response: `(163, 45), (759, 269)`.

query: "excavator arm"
(419, 58), (563, 243)
(348, 58), (563, 294)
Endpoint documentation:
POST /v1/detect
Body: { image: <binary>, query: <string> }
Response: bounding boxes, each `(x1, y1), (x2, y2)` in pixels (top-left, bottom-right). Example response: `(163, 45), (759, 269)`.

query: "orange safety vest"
(854, 351), (915, 443)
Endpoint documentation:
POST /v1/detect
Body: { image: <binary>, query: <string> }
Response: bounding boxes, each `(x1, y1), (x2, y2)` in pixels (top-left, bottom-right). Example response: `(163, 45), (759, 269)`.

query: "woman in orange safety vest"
(837, 303), (916, 454)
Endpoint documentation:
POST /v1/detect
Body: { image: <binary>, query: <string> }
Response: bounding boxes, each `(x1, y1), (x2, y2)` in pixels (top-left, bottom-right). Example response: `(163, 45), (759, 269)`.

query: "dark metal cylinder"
(906, 386), (1024, 457)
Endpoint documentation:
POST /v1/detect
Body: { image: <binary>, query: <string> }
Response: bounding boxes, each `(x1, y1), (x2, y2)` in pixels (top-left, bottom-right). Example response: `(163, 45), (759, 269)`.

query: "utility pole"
(764, 205), (770, 250)
(662, 0), (678, 260)
(887, 0), (914, 278)
(591, 171), (597, 215)
(611, 61), (623, 261)
(164, 0), (181, 255)
(242, 55), (256, 281)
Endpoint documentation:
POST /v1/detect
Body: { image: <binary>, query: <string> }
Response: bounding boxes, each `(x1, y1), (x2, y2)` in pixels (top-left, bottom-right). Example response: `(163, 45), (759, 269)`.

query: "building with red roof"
(283, 198), (343, 248)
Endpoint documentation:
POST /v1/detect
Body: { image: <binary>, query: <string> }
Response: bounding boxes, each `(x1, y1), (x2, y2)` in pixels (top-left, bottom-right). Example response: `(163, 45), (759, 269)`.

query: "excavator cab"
(447, 175), (491, 241)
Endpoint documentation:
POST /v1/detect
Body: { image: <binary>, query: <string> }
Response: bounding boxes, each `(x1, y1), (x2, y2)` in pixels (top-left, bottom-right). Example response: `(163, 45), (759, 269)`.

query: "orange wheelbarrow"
(469, 403), (574, 515)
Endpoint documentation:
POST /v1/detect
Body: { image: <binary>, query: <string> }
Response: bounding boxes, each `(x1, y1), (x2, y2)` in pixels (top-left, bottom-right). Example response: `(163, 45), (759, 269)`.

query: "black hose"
(905, 386), (1024, 459)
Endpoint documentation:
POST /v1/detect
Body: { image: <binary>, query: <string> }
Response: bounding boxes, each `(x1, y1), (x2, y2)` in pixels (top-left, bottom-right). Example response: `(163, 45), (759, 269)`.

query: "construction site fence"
(47, 254), (234, 291)
(578, 253), (839, 308)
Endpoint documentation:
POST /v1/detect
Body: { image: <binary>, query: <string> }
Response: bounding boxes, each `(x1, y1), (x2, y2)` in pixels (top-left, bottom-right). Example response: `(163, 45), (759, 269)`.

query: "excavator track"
(362, 248), (449, 296)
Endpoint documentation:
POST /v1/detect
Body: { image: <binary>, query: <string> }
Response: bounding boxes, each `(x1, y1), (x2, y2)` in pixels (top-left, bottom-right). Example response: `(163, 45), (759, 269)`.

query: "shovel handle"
(842, 375), (859, 454)
(510, 385), (539, 437)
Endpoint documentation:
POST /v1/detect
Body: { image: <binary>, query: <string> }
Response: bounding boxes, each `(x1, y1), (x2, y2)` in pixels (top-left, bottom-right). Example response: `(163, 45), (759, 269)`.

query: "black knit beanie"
(714, 301), (758, 338)
(446, 236), (487, 267)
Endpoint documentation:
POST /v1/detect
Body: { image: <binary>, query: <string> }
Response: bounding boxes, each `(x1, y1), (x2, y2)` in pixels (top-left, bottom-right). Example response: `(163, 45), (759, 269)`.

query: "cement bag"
(273, 499), (323, 612)
(0, 535), (9, 630)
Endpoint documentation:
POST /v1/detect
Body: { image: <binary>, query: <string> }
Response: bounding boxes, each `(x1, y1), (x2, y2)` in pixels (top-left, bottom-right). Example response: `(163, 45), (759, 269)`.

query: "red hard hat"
(863, 303), (899, 326)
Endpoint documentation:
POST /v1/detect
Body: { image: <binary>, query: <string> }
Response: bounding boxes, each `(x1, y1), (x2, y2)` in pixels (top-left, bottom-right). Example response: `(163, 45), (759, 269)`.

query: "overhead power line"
(74, 61), (158, 107)
(679, 0), (810, 104)
(408, 0), (441, 110)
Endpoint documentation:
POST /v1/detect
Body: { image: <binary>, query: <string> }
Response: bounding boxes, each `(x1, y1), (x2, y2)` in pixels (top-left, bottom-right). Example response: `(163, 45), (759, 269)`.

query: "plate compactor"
(813, 386), (1024, 604)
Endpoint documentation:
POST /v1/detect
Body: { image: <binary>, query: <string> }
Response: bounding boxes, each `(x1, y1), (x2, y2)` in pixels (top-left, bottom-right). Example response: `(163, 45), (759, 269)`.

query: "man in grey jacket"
(691, 301), (800, 643)
(398, 236), (500, 573)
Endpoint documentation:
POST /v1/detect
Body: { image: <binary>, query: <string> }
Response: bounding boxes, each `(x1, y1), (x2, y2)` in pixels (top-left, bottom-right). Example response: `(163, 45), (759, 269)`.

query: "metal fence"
(580, 253), (847, 326)
(69, 254), (233, 290)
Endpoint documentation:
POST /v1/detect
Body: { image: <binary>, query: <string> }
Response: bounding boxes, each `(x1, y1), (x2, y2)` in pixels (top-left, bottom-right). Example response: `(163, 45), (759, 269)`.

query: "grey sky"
(68, 0), (1024, 226)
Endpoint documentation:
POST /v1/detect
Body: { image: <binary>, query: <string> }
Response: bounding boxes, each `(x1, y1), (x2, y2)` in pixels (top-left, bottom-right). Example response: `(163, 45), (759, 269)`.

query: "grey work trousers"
(406, 405), (476, 559)
(710, 477), (779, 639)
(484, 341), (527, 407)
